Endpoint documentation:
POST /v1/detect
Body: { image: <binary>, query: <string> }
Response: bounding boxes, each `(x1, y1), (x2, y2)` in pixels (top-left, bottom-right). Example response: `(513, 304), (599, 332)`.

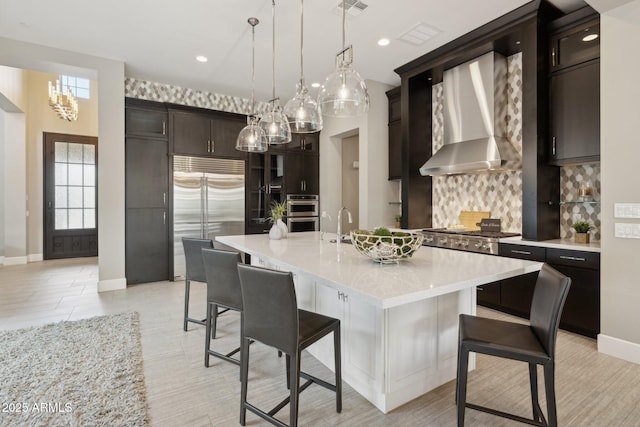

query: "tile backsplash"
(560, 163), (601, 241)
(432, 53), (523, 232)
(430, 51), (600, 241)
(124, 77), (268, 115)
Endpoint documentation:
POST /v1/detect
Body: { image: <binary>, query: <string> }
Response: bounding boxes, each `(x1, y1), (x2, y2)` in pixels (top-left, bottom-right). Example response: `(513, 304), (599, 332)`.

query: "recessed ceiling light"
(196, 55), (208, 63)
(378, 38), (390, 47)
(582, 34), (598, 42)
(311, 82), (321, 88)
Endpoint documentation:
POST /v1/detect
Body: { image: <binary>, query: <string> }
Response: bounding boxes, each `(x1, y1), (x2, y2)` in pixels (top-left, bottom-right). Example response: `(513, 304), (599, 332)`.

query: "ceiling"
(0, 0), (588, 102)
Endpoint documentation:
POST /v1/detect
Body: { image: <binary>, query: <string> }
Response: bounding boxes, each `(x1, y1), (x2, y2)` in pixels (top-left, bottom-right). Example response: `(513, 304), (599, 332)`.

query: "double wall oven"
(286, 194), (319, 232)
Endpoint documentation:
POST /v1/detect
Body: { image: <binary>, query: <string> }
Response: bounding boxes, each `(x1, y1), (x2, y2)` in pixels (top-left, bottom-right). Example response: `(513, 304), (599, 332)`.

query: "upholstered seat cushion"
(459, 314), (550, 365)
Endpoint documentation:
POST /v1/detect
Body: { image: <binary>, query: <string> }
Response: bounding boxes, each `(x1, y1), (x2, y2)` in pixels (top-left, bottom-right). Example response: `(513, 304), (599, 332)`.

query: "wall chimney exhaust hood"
(419, 51), (521, 176)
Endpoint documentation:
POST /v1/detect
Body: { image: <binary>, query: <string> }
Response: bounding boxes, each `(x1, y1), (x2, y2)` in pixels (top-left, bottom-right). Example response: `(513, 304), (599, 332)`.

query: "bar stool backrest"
(237, 264), (299, 356)
(529, 264), (572, 356)
(182, 238), (213, 283)
(202, 248), (243, 310)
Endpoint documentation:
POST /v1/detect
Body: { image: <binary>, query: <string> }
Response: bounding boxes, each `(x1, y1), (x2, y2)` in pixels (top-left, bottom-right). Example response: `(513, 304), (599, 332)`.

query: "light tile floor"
(1, 257), (640, 426)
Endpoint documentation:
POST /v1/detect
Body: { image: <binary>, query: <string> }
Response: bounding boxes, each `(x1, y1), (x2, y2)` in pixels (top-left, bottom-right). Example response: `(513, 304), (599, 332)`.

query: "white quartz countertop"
(499, 236), (601, 253)
(217, 232), (542, 309)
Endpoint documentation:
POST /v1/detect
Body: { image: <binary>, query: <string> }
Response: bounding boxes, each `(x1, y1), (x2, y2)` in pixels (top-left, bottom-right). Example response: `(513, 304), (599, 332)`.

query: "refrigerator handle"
(201, 177), (207, 238)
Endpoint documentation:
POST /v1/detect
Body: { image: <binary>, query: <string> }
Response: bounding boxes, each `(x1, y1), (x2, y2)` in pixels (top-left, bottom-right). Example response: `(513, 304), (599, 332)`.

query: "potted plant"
(268, 200), (287, 239)
(571, 220), (595, 243)
(394, 214), (402, 229)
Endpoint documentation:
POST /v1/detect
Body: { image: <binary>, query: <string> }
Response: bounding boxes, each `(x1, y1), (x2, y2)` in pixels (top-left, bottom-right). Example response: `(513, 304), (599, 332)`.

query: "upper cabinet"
(548, 9), (600, 165)
(270, 132), (319, 153)
(126, 101), (168, 139)
(169, 109), (245, 159)
(386, 87), (401, 181)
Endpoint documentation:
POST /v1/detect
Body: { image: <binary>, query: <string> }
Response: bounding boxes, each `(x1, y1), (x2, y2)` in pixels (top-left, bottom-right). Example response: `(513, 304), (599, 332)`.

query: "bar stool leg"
(211, 303), (218, 339)
(239, 336), (250, 426)
(334, 325), (342, 413)
(289, 351), (301, 427)
(544, 363), (558, 427)
(183, 279), (191, 331)
(529, 363), (540, 422)
(456, 347), (469, 427)
(204, 302), (213, 367)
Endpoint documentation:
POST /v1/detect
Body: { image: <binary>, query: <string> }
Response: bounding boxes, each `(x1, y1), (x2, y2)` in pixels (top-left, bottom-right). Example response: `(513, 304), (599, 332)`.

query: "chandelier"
(48, 79), (78, 121)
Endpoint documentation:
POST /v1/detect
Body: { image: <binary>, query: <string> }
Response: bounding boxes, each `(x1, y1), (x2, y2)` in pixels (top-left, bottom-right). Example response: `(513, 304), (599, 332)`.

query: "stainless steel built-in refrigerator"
(173, 155), (245, 279)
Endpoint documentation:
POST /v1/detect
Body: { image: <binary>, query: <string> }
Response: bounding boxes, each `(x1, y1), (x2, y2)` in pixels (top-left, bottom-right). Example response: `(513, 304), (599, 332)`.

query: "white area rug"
(0, 312), (148, 426)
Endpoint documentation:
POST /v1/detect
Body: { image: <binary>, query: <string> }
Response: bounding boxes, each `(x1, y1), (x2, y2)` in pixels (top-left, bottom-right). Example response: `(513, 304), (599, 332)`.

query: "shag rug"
(0, 312), (148, 426)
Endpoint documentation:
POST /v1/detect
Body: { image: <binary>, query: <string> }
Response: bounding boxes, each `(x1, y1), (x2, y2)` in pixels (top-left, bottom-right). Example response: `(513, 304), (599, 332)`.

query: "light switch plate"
(615, 223), (640, 239)
(614, 203), (640, 218)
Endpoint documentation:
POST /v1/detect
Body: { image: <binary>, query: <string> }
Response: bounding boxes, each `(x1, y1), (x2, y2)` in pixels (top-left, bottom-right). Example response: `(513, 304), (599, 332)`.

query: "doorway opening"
(43, 132), (98, 259)
(341, 134), (359, 232)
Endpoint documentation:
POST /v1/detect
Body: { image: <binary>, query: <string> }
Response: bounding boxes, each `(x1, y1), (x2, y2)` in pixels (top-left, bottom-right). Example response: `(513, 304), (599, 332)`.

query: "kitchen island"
(216, 232), (542, 413)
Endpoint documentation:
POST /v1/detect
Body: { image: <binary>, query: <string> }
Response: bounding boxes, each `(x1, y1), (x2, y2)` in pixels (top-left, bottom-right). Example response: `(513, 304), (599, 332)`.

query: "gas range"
(420, 228), (521, 255)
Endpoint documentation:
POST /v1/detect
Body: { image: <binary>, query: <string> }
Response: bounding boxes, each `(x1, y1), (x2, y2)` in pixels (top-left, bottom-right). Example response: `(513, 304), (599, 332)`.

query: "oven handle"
(286, 200), (318, 206)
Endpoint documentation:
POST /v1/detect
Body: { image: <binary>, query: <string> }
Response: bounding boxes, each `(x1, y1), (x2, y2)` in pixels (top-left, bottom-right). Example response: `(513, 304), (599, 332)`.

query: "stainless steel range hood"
(419, 51), (521, 176)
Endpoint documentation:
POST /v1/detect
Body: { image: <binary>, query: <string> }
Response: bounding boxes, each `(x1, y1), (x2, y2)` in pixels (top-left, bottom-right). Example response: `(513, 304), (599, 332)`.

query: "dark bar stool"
(202, 248), (243, 367)
(237, 263), (342, 427)
(456, 264), (571, 427)
(182, 238), (228, 332)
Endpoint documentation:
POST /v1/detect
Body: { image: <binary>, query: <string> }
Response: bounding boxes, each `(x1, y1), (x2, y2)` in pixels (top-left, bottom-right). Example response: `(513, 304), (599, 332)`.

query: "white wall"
(595, 0), (640, 363)
(0, 37), (125, 292)
(319, 80), (398, 233)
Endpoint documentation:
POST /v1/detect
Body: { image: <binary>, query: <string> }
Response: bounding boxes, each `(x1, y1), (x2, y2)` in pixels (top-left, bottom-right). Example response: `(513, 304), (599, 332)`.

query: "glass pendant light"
(283, 0), (323, 133)
(236, 17), (268, 153)
(318, 0), (370, 118)
(258, 0), (292, 144)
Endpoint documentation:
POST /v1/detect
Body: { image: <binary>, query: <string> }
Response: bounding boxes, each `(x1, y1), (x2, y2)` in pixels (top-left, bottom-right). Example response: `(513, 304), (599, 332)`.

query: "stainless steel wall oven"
(286, 194), (319, 232)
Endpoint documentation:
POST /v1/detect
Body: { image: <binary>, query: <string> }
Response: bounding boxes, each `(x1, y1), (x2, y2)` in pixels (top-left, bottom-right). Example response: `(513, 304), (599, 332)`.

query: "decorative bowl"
(350, 230), (424, 264)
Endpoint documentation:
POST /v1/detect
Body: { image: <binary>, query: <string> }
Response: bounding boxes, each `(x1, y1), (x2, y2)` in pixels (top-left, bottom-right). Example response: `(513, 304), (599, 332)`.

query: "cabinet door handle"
(207, 140), (211, 153)
(551, 47), (556, 67)
(512, 250), (532, 255)
(163, 192), (166, 207)
(163, 211), (166, 225)
(211, 139), (215, 152)
(559, 255), (586, 262)
(552, 137), (556, 156)
(162, 121), (166, 135)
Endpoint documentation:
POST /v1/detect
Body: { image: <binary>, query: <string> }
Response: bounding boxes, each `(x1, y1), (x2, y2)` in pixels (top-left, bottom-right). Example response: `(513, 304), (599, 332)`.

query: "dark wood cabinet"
(169, 109), (245, 159)
(125, 208), (169, 284)
(126, 105), (167, 138)
(285, 152), (319, 195)
(480, 243), (600, 339)
(548, 10), (600, 165)
(549, 19), (599, 72)
(549, 61), (600, 165)
(386, 87), (401, 181)
(125, 99), (171, 284)
(270, 132), (319, 153)
(125, 138), (168, 209)
(546, 248), (600, 338)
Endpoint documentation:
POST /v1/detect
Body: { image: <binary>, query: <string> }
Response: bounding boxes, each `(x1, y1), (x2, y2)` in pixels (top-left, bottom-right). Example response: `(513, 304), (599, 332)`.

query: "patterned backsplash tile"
(430, 52), (600, 241)
(432, 53), (523, 232)
(560, 163), (601, 241)
(124, 77), (268, 115)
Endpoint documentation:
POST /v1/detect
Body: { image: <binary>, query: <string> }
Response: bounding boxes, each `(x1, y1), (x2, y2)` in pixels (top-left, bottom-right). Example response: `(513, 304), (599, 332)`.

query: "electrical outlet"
(615, 203), (640, 219)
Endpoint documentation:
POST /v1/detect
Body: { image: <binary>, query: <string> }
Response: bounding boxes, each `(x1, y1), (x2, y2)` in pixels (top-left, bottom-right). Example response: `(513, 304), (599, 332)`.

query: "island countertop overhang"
(216, 232), (542, 309)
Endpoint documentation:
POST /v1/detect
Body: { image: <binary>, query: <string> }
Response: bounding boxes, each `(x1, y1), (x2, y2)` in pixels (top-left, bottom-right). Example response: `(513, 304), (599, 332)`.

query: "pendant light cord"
(342, 0), (346, 50)
(248, 18), (258, 117)
(272, 0), (276, 101)
(300, 0), (304, 84)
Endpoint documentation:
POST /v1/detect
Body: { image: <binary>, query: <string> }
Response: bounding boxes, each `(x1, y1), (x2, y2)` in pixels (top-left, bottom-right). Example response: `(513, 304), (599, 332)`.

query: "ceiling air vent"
(397, 22), (440, 46)
(333, 0), (368, 17)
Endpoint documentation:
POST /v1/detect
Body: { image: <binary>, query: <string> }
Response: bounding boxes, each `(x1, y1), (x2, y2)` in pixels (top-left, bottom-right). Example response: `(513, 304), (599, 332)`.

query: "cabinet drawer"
(546, 248), (600, 270)
(499, 244), (546, 262)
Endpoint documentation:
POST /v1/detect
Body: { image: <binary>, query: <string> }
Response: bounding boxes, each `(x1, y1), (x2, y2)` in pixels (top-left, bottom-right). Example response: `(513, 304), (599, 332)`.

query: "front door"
(43, 132), (98, 259)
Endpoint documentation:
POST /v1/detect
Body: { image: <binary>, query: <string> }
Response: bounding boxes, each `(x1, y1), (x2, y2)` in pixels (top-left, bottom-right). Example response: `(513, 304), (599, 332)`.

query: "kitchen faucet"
(337, 207), (352, 242)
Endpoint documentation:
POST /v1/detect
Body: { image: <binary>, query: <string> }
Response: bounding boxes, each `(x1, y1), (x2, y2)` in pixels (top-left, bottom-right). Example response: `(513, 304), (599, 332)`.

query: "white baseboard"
(4, 256), (28, 265)
(28, 253), (43, 262)
(598, 334), (640, 365)
(98, 277), (127, 292)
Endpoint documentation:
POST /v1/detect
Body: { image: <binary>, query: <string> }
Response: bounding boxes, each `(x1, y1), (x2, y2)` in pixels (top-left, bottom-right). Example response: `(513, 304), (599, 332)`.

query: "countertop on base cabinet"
(216, 232), (541, 413)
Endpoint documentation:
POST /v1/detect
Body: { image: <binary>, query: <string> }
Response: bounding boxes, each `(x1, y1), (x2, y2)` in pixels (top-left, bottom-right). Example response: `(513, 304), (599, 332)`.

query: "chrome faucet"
(337, 207), (353, 242)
